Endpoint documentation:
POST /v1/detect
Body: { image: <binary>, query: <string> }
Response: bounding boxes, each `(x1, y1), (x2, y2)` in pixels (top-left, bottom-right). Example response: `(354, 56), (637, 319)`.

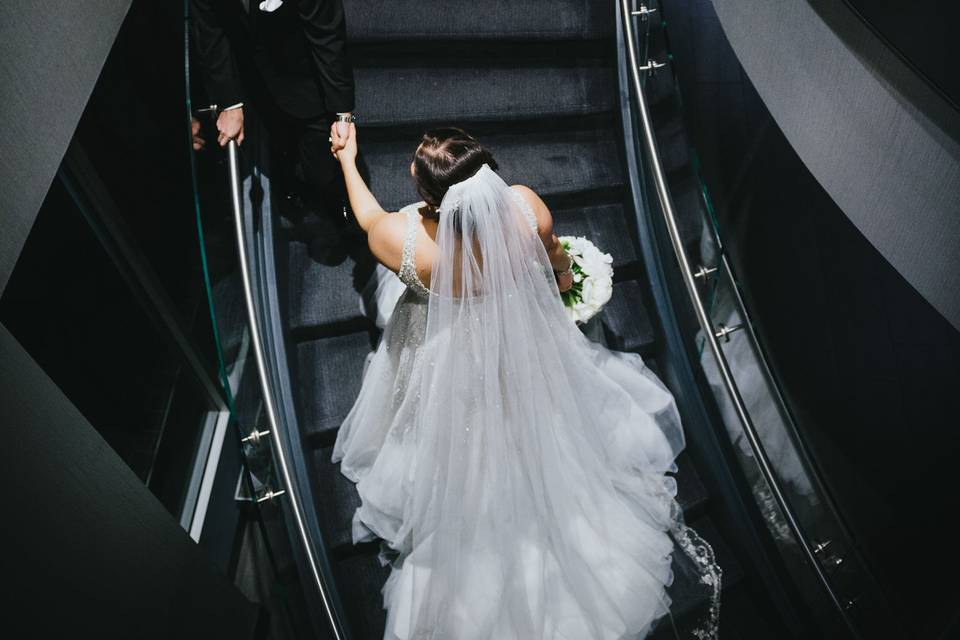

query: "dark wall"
(0, 2), (258, 636)
(707, 0), (960, 333)
(0, 0), (130, 292)
(844, 0), (956, 108)
(664, 0), (960, 633)
(2, 326), (258, 638)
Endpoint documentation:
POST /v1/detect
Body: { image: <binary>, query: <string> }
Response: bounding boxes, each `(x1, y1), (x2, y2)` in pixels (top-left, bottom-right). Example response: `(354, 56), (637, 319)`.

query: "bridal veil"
(347, 164), (719, 639)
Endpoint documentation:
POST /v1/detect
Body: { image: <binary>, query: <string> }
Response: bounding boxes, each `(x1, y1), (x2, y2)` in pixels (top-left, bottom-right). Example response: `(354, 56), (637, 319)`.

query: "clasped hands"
(329, 120), (357, 163)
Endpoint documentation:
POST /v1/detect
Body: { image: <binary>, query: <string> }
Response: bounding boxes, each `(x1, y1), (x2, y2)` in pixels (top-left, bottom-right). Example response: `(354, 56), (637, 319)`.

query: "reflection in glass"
(0, 178), (213, 518)
(626, 2), (892, 633)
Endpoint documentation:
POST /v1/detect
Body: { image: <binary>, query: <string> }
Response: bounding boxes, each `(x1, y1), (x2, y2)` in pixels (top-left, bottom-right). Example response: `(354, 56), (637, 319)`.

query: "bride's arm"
(512, 186), (574, 291)
(330, 122), (388, 233)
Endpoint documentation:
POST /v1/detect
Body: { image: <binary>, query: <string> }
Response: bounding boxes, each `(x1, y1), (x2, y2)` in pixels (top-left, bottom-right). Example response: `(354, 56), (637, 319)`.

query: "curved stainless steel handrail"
(227, 141), (346, 640)
(618, 1), (859, 636)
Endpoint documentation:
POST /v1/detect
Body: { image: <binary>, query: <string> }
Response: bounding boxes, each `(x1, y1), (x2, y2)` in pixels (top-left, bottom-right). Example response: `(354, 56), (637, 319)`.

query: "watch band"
(335, 112), (356, 123)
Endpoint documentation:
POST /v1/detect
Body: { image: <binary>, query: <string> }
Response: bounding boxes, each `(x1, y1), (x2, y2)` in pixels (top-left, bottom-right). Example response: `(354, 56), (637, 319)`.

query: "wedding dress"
(332, 165), (719, 639)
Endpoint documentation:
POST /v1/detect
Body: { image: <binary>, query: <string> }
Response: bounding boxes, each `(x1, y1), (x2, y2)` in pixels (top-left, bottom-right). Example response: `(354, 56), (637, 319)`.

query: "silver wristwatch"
(335, 112), (356, 123)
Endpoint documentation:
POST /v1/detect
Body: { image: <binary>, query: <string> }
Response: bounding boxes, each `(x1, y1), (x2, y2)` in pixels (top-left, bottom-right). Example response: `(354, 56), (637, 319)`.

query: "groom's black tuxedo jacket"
(191, 0), (355, 119)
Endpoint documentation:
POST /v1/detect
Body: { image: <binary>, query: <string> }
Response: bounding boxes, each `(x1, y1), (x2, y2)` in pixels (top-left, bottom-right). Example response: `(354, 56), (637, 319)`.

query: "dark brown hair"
(413, 127), (498, 217)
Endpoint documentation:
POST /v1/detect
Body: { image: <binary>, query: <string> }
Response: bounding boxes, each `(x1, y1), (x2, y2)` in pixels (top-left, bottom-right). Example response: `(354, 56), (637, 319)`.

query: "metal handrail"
(618, 1), (860, 636)
(226, 140), (346, 640)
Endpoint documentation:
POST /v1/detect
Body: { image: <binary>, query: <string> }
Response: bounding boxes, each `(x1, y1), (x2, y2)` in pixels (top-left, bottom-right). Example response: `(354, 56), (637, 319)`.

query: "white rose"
(593, 279), (613, 306)
(580, 277), (595, 301)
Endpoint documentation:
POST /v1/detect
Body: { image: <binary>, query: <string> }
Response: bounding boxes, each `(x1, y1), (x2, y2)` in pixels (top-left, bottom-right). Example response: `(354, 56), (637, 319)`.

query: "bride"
(327, 124), (719, 640)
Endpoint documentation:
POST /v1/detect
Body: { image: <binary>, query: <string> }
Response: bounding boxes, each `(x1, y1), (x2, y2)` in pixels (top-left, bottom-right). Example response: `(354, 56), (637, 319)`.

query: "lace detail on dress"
(669, 499), (722, 640)
(398, 206), (433, 298)
(396, 192), (537, 297)
(510, 188), (539, 233)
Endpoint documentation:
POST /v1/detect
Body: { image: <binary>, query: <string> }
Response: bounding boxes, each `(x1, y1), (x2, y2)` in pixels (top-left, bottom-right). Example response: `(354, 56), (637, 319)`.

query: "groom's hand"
(191, 117), (206, 151)
(216, 107), (245, 147)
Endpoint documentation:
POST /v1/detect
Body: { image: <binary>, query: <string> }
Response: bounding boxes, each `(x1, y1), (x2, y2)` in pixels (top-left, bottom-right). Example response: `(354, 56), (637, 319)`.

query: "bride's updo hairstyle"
(413, 127), (498, 219)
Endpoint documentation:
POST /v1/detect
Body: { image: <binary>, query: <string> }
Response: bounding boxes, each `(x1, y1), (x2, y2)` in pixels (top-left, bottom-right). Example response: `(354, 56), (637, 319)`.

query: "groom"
(191, 0), (357, 259)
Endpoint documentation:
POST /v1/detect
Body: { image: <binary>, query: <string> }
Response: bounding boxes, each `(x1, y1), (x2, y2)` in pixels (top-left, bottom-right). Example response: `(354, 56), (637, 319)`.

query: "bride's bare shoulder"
(509, 184), (537, 200)
(510, 184), (546, 210)
(510, 184), (552, 232)
(367, 210), (408, 271)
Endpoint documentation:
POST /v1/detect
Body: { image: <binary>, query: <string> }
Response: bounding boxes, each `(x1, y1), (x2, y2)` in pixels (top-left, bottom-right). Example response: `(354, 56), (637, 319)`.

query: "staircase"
(276, 2), (774, 638)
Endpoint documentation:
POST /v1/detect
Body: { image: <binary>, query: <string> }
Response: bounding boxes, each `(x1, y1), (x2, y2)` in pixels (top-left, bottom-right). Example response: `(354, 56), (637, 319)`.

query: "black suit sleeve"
(296, 0), (355, 113)
(190, 0), (245, 108)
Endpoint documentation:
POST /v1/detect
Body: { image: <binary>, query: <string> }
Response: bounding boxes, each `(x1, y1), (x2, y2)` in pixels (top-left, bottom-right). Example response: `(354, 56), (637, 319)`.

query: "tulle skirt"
(333, 266), (689, 640)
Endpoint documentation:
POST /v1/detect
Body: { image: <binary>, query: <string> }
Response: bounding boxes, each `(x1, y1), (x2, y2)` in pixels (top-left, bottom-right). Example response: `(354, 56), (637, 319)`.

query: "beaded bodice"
(397, 189), (538, 298)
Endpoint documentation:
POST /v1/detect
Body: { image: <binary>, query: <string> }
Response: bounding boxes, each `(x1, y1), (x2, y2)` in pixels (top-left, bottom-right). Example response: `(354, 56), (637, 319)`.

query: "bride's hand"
(556, 269), (574, 292)
(331, 122), (358, 165)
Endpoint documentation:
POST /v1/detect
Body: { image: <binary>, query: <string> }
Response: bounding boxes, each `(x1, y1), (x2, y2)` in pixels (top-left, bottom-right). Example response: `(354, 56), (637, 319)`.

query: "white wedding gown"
(332, 167), (719, 640)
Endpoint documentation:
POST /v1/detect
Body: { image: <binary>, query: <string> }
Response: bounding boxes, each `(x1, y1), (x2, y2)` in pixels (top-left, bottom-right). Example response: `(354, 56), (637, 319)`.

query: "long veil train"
(337, 164), (720, 639)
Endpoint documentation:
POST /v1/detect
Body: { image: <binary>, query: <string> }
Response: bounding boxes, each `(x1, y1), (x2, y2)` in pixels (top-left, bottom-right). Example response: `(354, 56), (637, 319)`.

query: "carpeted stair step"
(287, 242), (377, 336)
(360, 126), (624, 212)
(552, 203), (639, 271)
(288, 203), (644, 336)
(344, 0), (614, 42)
(355, 59), (616, 127)
(278, 2), (763, 635)
(596, 279), (657, 353)
(311, 444), (710, 558)
(296, 332), (374, 442)
(331, 550), (389, 640)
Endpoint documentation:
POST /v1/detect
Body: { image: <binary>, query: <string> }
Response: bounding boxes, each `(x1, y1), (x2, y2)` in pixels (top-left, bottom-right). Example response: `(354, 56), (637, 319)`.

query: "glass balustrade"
(621, 1), (891, 636)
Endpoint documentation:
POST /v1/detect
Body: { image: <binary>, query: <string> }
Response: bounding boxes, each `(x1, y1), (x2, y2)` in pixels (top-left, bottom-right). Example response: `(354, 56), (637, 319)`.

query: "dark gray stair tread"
(552, 203), (638, 270)
(362, 127), (623, 212)
(289, 202), (641, 333)
(287, 241), (373, 332)
(312, 444), (364, 554)
(288, 203), (640, 334)
(296, 332), (372, 438)
(356, 61), (615, 127)
(597, 279), (656, 353)
(674, 452), (709, 517)
(345, 0), (613, 42)
(332, 551), (389, 639)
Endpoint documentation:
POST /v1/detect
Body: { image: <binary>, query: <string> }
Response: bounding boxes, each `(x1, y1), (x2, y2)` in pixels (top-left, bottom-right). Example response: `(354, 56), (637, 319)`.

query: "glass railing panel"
(685, 156), (889, 639)
(188, 109), (321, 637)
(623, 0), (891, 636)
(0, 176), (217, 518)
(183, 5), (330, 632)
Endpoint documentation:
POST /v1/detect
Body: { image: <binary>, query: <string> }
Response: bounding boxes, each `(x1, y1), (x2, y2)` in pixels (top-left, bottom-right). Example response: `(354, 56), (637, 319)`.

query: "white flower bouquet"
(558, 236), (614, 324)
